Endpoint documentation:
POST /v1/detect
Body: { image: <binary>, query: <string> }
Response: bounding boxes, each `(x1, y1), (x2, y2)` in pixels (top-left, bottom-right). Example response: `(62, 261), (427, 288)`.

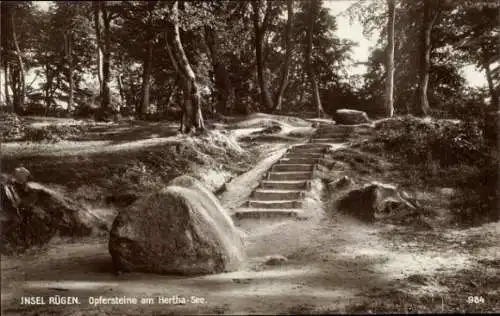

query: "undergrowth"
(1, 113), (87, 142)
(2, 130), (254, 207)
(355, 115), (499, 225)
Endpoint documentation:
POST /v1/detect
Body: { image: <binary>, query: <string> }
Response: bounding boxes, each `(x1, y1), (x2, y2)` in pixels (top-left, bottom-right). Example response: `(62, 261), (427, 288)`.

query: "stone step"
(267, 171), (312, 181)
(314, 132), (349, 137)
(260, 180), (310, 190)
(288, 146), (326, 154)
(292, 143), (330, 149)
(252, 189), (304, 200)
(272, 163), (314, 172)
(310, 138), (342, 144)
(278, 157), (320, 165)
(247, 199), (302, 209)
(319, 125), (358, 130)
(284, 152), (324, 159)
(232, 208), (303, 219)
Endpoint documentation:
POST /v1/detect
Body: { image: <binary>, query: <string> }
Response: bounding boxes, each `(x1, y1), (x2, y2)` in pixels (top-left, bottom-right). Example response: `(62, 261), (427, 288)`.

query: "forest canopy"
(1, 0), (498, 131)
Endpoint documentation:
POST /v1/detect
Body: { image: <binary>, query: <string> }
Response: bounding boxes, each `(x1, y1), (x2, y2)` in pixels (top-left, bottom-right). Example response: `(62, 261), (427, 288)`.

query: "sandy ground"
(3, 205), (497, 315)
(1, 115), (499, 315)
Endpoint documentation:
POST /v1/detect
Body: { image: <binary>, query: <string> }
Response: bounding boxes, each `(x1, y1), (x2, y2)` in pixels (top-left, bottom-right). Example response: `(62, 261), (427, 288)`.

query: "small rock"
(328, 176), (352, 190)
(13, 166), (31, 185)
(439, 187), (456, 197)
(252, 125), (282, 135)
(265, 255), (288, 266)
(232, 278), (252, 284)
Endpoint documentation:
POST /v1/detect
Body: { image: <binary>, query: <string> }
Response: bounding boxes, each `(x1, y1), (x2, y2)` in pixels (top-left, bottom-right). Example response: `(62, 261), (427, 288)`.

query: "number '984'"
(467, 296), (485, 304)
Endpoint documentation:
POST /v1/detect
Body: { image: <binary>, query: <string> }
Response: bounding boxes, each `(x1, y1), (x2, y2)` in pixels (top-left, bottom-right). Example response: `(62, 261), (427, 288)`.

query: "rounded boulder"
(333, 109), (371, 125)
(109, 176), (245, 275)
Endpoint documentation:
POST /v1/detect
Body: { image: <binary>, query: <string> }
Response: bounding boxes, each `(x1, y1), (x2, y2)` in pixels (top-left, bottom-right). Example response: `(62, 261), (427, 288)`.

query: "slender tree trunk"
(140, 38), (153, 117)
(305, 0), (324, 118)
(65, 31), (74, 113)
(4, 60), (10, 109)
(414, 0), (439, 117)
(101, 4), (111, 113)
(273, 0), (294, 113)
(93, 2), (103, 88)
(204, 26), (233, 115)
(45, 75), (52, 115)
(11, 10), (25, 113)
(10, 69), (19, 111)
(171, 1), (204, 133)
(117, 74), (125, 110)
(164, 83), (178, 116)
(165, 32), (184, 123)
(384, 0), (395, 117)
(484, 62), (498, 109)
(1, 2), (11, 109)
(252, 0), (274, 111)
(43, 53), (51, 115)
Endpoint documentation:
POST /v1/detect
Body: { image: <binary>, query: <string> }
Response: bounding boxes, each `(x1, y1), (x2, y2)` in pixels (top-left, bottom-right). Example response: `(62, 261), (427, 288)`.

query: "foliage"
(349, 0), (498, 117)
(363, 115), (498, 225)
(373, 116), (486, 166)
(23, 125), (85, 143)
(2, 0), (497, 122)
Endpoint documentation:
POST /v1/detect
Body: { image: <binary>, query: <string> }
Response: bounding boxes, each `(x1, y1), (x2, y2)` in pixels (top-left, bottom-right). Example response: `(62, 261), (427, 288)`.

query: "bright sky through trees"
(33, 0), (488, 88)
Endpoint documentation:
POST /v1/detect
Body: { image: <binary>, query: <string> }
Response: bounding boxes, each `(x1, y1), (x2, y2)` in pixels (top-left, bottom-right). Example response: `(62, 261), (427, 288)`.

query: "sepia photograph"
(1, 0), (499, 314)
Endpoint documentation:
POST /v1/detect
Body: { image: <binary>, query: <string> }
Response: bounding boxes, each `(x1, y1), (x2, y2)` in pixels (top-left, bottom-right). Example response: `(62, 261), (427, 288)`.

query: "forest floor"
(1, 113), (499, 315)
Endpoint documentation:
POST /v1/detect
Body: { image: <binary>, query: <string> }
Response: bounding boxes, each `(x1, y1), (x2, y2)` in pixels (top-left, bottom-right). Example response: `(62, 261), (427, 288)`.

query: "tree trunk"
(484, 62), (499, 109)
(305, 0), (324, 118)
(11, 10), (25, 113)
(3, 60), (10, 109)
(10, 68), (19, 112)
(273, 0), (293, 113)
(65, 31), (74, 112)
(43, 53), (51, 115)
(414, 0), (439, 117)
(170, 1), (204, 133)
(163, 82), (178, 117)
(140, 38), (153, 117)
(204, 26), (233, 115)
(93, 2), (103, 88)
(1, 2), (11, 109)
(384, 0), (395, 117)
(101, 3), (111, 113)
(252, 0), (274, 111)
(117, 74), (125, 110)
(44, 75), (52, 116)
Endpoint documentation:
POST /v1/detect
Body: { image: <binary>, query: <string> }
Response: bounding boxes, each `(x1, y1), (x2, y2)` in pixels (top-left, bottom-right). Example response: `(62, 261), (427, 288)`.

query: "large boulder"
(336, 181), (418, 222)
(1, 175), (105, 254)
(109, 175), (245, 275)
(333, 109), (371, 125)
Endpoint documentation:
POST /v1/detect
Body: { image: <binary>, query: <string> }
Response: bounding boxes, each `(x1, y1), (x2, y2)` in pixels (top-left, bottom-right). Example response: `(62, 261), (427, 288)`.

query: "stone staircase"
(232, 123), (352, 221)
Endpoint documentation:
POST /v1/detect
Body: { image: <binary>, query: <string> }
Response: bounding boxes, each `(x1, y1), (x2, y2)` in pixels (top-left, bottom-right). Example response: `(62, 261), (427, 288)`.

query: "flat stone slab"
(247, 199), (302, 209)
(267, 171), (312, 181)
(259, 180), (310, 190)
(232, 208), (304, 219)
(252, 189), (305, 200)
